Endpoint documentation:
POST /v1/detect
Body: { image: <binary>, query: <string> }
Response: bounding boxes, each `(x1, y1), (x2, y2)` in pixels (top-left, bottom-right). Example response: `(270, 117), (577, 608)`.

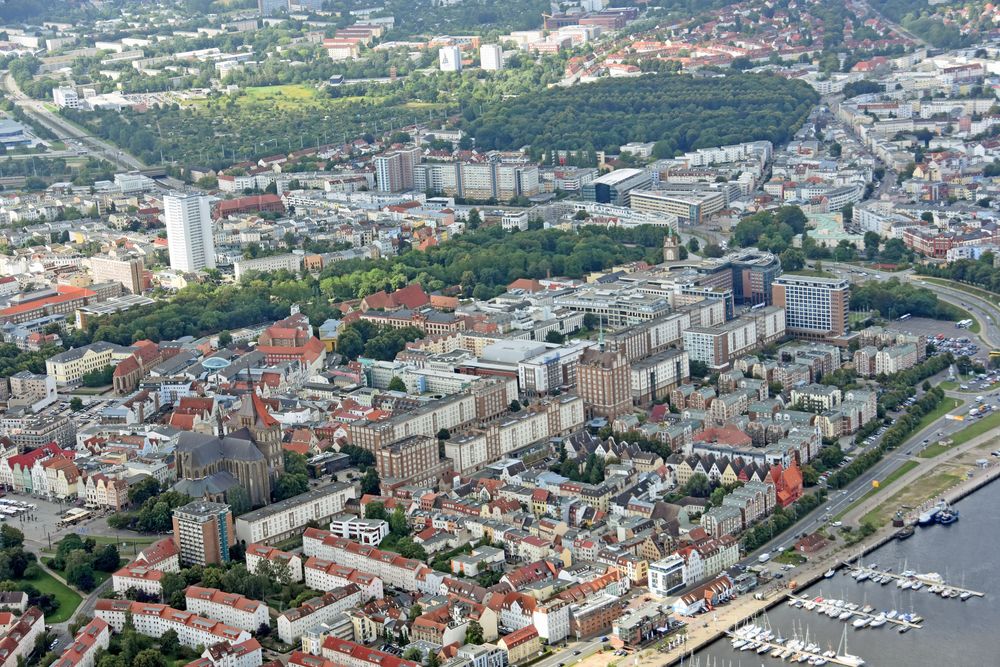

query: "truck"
(758, 553), (771, 564)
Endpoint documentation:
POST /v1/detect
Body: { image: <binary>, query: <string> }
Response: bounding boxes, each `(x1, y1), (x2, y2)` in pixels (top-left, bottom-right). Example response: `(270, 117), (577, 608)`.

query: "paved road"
(533, 638), (606, 667)
(3, 72), (145, 171)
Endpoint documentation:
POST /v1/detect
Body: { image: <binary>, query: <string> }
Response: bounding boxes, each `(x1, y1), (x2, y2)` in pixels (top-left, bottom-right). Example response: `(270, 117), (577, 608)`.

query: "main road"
(3, 72), (146, 171)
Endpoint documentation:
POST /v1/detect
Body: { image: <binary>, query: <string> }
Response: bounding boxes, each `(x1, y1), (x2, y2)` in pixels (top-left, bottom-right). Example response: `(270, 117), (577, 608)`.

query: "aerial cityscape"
(1, 1), (1000, 666)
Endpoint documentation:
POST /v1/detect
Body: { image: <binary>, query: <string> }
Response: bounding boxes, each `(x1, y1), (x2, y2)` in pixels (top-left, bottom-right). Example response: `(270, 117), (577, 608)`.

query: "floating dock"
(846, 565), (985, 599)
(725, 629), (865, 666)
(785, 593), (922, 630)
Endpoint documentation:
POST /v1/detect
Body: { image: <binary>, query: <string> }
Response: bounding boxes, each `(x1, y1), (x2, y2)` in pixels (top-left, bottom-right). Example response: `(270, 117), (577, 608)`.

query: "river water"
(692, 481), (1000, 666)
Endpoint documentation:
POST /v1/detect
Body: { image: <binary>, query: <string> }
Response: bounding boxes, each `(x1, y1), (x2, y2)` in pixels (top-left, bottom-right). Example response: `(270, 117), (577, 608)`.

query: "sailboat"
(836, 625), (866, 666)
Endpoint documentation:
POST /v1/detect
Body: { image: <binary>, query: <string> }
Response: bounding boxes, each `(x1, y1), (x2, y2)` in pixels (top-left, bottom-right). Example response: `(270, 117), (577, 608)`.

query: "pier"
(785, 593), (923, 630)
(724, 630), (864, 666)
(845, 565), (985, 599)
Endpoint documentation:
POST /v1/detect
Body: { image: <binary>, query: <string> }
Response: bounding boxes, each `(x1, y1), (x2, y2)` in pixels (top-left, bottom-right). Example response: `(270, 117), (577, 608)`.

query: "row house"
(79, 473), (129, 511)
(699, 505), (742, 539)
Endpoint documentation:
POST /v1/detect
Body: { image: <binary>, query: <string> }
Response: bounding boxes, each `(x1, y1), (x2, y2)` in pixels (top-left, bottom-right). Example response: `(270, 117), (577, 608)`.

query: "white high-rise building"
(165, 193), (216, 272)
(439, 45), (462, 72)
(480, 44), (504, 71)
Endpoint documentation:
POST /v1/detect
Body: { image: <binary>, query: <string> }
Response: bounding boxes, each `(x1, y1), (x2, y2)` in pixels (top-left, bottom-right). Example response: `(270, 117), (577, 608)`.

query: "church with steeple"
(174, 390), (284, 507)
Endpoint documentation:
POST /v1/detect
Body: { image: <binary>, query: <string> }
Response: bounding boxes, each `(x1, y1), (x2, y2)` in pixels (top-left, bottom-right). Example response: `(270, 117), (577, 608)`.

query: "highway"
(3, 72), (146, 171)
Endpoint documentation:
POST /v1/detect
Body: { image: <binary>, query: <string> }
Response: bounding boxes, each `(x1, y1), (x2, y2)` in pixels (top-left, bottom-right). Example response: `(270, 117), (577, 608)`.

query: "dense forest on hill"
(462, 73), (818, 157)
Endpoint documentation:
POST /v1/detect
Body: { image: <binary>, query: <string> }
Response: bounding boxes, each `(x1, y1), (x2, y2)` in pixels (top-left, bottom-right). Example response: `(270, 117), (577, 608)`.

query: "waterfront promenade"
(641, 428), (1000, 667)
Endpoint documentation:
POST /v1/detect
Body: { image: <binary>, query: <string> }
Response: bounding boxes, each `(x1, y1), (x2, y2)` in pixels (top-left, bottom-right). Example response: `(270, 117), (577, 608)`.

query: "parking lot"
(891, 317), (987, 362)
(0, 492), (142, 551)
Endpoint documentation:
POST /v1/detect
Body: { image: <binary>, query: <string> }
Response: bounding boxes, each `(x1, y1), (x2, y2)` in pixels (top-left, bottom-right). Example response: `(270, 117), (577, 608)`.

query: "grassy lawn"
(774, 550), (807, 565)
(832, 460), (920, 521)
(913, 397), (964, 435)
(947, 410), (1000, 447)
(789, 269), (836, 278)
(26, 569), (82, 623)
(861, 466), (964, 528)
(921, 277), (1000, 307)
(242, 85), (318, 109)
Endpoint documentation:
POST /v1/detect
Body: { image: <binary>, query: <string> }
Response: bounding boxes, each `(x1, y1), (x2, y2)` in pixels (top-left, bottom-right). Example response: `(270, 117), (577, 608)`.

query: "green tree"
(683, 473), (712, 498)
(159, 629), (180, 657)
(360, 468), (380, 496)
(132, 648), (167, 667)
(545, 330), (565, 344)
(273, 473), (309, 501)
(69, 397), (84, 411)
(388, 376), (407, 392)
(128, 477), (160, 507)
(93, 544), (120, 572)
(284, 451), (309, 477)
(465, 620), (484, 645)
(687, 238), (700, 253)
(0, 525), (23, 549)
(466, 209), (482, 229)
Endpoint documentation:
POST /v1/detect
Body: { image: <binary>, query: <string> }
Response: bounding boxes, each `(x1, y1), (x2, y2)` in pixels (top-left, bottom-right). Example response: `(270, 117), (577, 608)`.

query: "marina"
(784, 594), (923, 631)
(684, 480), (1000, 666)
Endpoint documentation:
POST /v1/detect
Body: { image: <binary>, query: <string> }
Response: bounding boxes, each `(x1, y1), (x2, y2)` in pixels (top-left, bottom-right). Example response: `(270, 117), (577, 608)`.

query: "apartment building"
(629, 349), (690, 405)
(233, 253), (302, 281)
(302, 529), (443, 594)
(321, 637), (419, 667)
(94, 600), (251, 649)
(0, 607), (44, 667)
(234, 482), (354, 545)
(112, 564), (164, 597)
(172, 501), (234, 566)
(412, 161), (539, 200)
(303, 558), (384, 600)
(89, 255), (144, 294)
(184, 587), (269, 633)
(277, 585), (363, 645)
(373, 148), (422, 192)
(771, 275), (849, 339)
(629, 189), (727, 224)
(245, 544), (303, 582)
(52, 618), (110, 667)
(328, 514), (389, 546)
(45, 342), (135, 387)
(576, 349), (632, 420)
(376, 435), (442, 485)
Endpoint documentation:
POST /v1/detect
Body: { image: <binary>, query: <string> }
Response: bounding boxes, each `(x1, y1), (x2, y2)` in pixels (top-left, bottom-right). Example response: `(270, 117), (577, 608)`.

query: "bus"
(956, 319), (974, 329)
(898, 313), (911, 321)
(58, 508), (92, 527)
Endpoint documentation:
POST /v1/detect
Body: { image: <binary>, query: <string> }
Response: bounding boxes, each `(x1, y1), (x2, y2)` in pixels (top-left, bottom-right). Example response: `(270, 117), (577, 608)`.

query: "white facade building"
(165, 192), (216, 272)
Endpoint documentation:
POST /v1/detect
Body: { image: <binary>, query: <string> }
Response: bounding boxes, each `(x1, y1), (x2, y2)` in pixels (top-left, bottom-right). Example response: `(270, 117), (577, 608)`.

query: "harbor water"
(693, 482), (1000, 666)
